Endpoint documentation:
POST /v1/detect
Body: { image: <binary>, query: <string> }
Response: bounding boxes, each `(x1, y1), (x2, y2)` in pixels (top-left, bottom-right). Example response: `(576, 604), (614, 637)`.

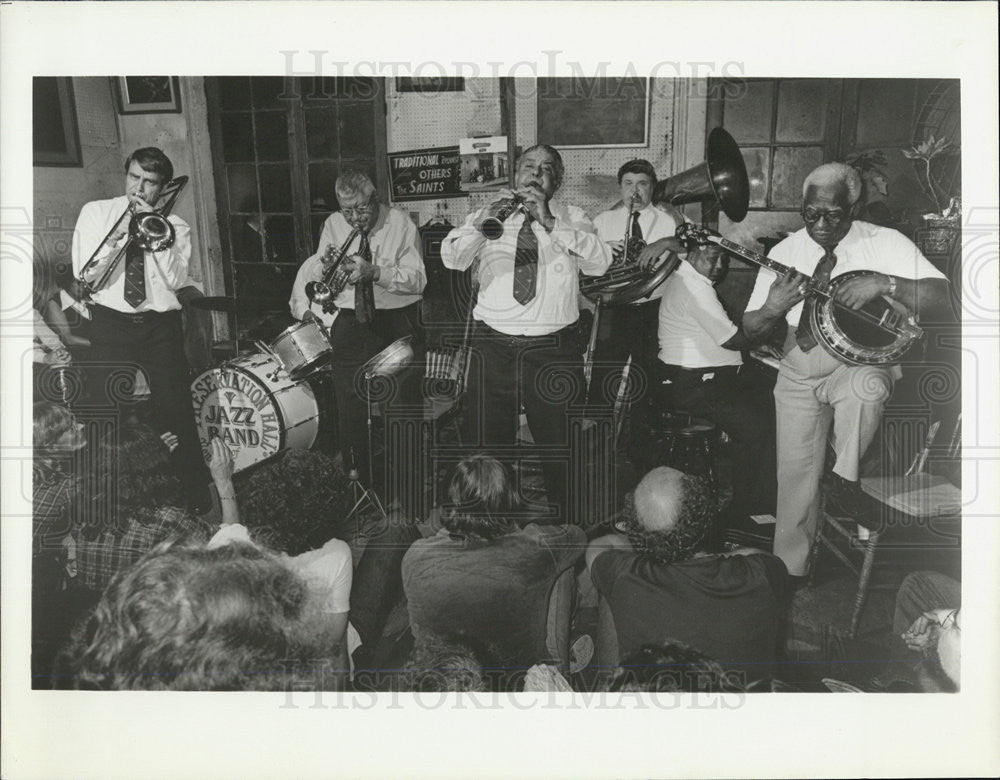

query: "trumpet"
(304, 227), (362, 313)
(478, 195), (527, 240)
(76, 176), (188, 300)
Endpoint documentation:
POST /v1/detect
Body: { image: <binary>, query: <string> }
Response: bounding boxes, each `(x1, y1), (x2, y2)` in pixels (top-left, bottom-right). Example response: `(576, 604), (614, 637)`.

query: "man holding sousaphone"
(72, 147), (212, 512)
(739, 162), (949, 578)
(289, 171), (425, 483)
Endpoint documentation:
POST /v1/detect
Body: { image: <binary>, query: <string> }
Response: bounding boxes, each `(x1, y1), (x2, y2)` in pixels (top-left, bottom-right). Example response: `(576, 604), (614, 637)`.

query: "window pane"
(227, 164), (259, 213)
(263, 215), (296, 263)
(723, 81), (774, 144)
(309, 162), (340, 212)
(255, 111), (290, 161)
(305, 107), (340, 159)
(311, 214), (329, 249)
(741, 147), (771, 208)
(234, 263), (298, 310)
(856, 79), (918, 147)
(251, 77), (289, 110)
(218, 77), (252, 111)
(339, 102), (376, 159)
(775, 80), (828, 142)
(220, 112), (254, 162)
(229, 216), (263, 264)
(772, 146), (825, 208)
(258, 164), (292, 211)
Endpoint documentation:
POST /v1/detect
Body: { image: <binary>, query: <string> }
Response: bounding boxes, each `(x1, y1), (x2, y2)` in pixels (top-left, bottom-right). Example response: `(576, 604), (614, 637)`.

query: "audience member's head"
(608, 640), (746, 693)
(97, 423), (185, 524)
(621, 467), (717, 564)
(55, 540), (335, 690)
(34, 402), (86, 465)
(233, 449), (355, 554)
(400, 635), (495, 692)
(441, 454), (521, 540)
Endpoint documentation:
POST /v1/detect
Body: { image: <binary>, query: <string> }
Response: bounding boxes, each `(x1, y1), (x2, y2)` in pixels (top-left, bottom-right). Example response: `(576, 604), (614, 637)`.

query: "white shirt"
(593, 203), (680, 304)
(441, 200), (612, 336)
(72, 195), (191, 313)
(745, 220), (946, 327)
(658, 260), (742, 368)
(290, 205), (425, 327)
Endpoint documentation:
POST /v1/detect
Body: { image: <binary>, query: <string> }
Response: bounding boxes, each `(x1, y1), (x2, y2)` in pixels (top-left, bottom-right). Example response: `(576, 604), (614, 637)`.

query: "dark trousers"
(461, 321), (584, 522)
(84, 306), (209, 498)
(586, 299), (660, 413)
(327, 304), (421, 483)
(654, 361), (775, 516)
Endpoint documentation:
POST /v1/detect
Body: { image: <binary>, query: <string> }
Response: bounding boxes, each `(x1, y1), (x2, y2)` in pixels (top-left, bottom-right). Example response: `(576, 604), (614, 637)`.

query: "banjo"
(676, 223), (924, 366)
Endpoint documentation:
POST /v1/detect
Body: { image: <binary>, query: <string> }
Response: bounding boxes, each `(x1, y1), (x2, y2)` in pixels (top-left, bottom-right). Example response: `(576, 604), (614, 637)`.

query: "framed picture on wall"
(537, 77), (649, 148)
(33, 77), (82, 167)
(112, 76), (182, 114)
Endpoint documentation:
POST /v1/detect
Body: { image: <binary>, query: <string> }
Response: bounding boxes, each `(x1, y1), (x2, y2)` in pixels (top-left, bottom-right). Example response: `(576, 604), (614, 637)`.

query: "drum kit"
(190, 303), (418, 478)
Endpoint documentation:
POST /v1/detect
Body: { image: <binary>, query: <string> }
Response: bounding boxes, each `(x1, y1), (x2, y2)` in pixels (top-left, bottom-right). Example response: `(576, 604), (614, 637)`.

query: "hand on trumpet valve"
(344, 255), (379, 284)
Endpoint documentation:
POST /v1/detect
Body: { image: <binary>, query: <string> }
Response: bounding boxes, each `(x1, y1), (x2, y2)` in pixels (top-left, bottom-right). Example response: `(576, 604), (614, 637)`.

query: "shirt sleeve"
(207, 522), (255, 549)
(548, 207), (612, 277)
(589, 549), (634, 597)
(376, 212), (426, 295)
(440, 210), (488, 271)
(289, 256), (321, 321)
(286, 537), (353, 614)
(72, 201), (122, 279)
(687, 283), (739, 345)
(153, 215), (191, 290)
(882, 228), (947, 280)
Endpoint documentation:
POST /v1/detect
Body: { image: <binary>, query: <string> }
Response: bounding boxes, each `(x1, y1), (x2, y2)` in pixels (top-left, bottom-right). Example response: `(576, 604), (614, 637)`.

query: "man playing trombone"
(72, 147), (211, 513)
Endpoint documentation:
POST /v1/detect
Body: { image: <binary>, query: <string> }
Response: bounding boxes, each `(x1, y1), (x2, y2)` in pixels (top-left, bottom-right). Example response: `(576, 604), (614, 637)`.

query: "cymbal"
(189, 296), (237, 312)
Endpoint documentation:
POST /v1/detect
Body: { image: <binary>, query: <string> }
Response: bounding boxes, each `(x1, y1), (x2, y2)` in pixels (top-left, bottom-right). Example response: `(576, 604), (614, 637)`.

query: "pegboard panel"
(386, 77), (504, 227)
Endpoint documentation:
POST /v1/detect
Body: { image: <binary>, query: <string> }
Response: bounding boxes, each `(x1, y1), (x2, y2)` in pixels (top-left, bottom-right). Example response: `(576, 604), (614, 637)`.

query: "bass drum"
(190, 353), (319, 473)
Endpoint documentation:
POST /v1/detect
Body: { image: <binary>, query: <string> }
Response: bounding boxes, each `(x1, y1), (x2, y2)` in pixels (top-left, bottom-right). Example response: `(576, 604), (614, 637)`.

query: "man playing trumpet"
(289, 171), (425, 481)
(441, 144), (611, 521)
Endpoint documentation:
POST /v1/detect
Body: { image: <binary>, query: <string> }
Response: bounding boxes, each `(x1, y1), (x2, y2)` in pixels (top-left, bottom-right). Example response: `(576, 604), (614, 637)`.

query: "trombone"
(76, 175), (189, 299)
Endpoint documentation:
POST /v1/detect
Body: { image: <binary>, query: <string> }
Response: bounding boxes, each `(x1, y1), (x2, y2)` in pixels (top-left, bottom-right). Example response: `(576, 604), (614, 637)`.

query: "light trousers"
(773, 334), (895, 575)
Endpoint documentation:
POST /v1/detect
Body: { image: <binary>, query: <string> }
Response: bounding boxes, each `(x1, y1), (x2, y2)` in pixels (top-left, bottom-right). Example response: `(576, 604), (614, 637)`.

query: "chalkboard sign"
(388, 146), (465, 202)
(537, 77), (649, 148)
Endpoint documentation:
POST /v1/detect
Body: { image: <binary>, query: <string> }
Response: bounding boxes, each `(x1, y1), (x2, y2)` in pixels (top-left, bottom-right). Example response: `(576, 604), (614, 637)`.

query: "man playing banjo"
(741, 162), (948, 579)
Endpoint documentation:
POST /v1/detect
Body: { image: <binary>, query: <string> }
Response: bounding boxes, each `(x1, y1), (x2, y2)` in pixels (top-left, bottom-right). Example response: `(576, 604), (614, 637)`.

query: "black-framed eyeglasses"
(801, 208), (846, 226)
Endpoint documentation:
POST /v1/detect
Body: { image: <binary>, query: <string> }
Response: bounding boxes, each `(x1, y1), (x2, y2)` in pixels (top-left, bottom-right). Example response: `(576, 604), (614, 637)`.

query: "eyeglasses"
(801, 208), (846, 226)
(341, 201), (377, 218)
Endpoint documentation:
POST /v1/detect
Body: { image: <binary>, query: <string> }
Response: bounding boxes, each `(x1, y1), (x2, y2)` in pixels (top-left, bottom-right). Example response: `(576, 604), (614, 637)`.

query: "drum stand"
(342, 379), (389, 524)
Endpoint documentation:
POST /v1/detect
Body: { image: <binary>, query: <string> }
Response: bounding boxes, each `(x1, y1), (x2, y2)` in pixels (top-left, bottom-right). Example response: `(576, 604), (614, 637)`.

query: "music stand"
(352, 336), (415, 522)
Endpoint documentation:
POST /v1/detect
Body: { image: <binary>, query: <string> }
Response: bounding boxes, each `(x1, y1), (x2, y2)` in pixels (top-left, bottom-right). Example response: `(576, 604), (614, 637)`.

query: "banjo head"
(813, 271), (923, 366)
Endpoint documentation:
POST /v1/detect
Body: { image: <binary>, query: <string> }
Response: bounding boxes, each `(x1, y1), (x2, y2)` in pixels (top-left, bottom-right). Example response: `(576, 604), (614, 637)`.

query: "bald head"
(633, 467), (685, 532)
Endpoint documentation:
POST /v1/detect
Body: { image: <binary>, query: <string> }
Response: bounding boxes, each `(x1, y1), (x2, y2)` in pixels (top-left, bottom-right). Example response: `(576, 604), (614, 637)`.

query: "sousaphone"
(580, 127), (750, 306)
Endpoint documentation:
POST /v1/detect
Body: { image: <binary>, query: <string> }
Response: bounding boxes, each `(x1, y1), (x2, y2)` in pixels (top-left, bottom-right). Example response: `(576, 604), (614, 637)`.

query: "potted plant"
(902, 134), (960, 225)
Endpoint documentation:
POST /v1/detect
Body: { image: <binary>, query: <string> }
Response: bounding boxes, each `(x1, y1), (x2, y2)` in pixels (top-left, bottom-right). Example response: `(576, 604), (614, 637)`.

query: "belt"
(93, 304), (178, 324)
(658, 362), (743, 382)
(476, 321), (574, 346)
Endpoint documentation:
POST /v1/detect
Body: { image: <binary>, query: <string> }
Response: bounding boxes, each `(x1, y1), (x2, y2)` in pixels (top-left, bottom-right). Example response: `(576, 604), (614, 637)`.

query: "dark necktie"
(123, 241), (146, 308)
(512, 215), (539, 306)
(354, 232), (376, 324)
(630, 211), (643, 241)
(796, 246), (838, 352)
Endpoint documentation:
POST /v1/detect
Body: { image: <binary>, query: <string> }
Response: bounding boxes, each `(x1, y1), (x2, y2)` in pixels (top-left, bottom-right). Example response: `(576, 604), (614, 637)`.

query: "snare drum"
(270, 320), (333, 378)
(191, 353), (319, 473)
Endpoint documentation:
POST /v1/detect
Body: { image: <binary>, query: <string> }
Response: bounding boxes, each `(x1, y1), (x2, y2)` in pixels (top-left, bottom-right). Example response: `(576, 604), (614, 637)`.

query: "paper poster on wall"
(387, 146), (464, 201)
(459, 136), (509, 192)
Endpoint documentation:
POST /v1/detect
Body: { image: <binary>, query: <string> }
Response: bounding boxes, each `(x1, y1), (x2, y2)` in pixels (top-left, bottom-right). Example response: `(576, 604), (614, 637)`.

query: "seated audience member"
(401, 454), (586, 682)
(206, 439), (358, 679)
(398, 634), (497, 693)
(524, 640), (746, 693)
(54, 540), (343, 691)
(886, 570), (961, 692)
(587, 467), (788, 683)
(74, 423), (213, 593)
(33, 402), (86, 595)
